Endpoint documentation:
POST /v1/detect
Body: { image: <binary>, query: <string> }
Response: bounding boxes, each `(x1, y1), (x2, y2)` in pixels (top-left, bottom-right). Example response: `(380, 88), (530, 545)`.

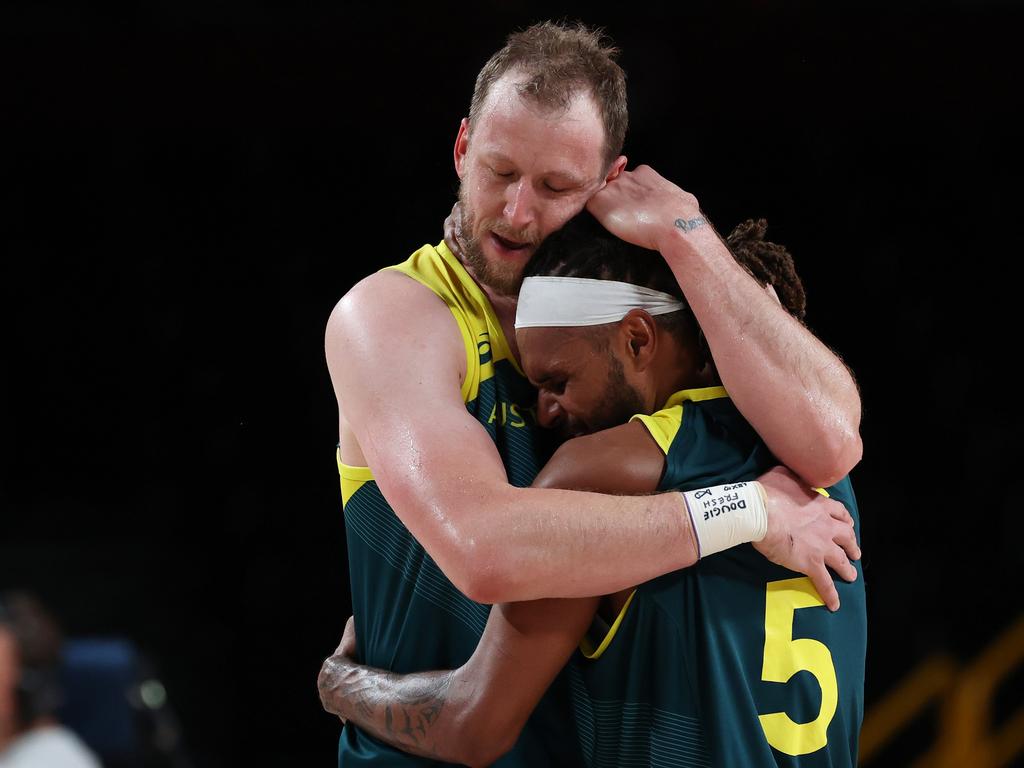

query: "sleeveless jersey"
(337, 241), (580, 767)
(569, 387), (866, 767)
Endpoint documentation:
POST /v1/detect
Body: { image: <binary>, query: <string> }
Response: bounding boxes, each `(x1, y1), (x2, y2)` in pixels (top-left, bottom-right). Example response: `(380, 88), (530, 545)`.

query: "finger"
(810, 563), (841, 612)
(832, 521), (862, 561)
(825, 543), (858, 583)
(828, 500), (854, 526)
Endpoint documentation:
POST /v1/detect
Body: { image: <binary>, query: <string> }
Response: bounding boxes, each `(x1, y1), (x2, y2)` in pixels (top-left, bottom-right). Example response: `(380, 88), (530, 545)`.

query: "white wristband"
(682, 481), (768, 558)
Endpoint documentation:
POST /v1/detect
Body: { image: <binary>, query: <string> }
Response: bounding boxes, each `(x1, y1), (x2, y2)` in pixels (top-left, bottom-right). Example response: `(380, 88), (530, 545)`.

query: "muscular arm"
(328, 272), (699, 604)
(320, 414), (864, 762)
(330, 269), (858, 604)
(319, 424), (663, 766)
(588, 166), (863, 488)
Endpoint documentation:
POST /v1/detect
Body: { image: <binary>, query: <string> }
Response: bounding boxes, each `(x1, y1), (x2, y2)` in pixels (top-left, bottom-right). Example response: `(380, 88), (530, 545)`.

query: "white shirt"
(0, 725), (101, 768)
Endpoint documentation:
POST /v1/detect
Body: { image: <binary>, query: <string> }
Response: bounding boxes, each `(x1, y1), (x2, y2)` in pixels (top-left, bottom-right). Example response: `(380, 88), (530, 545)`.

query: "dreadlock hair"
(726, 218), (807, 322)
(523, 211), (698, 347)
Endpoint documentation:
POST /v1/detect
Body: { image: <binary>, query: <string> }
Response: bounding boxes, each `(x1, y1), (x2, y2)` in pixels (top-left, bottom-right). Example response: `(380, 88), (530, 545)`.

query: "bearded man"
(324, 21), (862, 766)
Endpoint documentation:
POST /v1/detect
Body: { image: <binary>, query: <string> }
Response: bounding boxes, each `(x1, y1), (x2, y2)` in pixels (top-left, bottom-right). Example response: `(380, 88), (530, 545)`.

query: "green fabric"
(571, 394), (866, 767)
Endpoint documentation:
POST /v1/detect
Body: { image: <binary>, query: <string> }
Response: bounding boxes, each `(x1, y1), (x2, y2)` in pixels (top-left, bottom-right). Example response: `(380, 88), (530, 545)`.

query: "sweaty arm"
(329, 272), (703, 604)
(329, 271), (858, 604)
(587, 166), (863, 487)
(318, 423), (663, 766)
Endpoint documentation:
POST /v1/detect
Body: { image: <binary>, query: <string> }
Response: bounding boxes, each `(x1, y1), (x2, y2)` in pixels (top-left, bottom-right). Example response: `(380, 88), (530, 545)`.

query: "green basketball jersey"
(569, 387), (866, 767)
(337, 242), (581, 767)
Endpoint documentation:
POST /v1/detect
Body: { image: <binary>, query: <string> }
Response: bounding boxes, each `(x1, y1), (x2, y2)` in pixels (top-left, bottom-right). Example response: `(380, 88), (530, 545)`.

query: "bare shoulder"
(325, 269), (465, 373)
(327, 269), (450, 341)
(533, 421), (665, 494)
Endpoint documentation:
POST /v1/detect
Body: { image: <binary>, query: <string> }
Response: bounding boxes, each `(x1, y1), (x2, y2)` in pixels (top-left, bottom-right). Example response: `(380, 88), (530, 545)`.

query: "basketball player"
(320, 214), (866, 767)
(325, 21), (862, 765)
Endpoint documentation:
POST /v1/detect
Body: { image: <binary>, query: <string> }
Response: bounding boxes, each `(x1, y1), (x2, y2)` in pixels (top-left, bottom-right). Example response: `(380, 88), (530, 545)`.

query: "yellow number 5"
(757, 577), (838, 755)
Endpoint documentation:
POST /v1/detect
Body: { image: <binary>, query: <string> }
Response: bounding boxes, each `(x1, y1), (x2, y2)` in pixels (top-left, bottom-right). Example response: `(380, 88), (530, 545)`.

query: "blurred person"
(324, 20), (862, 765)
(0, 593), (100, 768)
(320, 215), (866, 767)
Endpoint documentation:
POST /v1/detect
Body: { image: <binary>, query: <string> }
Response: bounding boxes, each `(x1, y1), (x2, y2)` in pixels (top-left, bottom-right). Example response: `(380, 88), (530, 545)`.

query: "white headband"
(515, 276), (688, 329)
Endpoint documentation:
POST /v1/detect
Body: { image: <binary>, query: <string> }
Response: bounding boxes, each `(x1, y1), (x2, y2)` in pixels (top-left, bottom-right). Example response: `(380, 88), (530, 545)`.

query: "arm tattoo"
(319, 655), (457, 761)
(674, 216), (707, 233)
(384, 673), (452, 747)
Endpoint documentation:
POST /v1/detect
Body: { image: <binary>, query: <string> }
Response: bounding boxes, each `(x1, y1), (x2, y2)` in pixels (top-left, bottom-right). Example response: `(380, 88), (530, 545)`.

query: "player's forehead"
(518, 326), (605, 381)
(471, 74), (607, 181)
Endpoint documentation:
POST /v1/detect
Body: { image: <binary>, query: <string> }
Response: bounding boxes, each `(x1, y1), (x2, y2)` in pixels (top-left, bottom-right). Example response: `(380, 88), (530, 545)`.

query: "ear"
(619, 309), (657, 372)
(454, 118), (470, 179)
(603, 155), (628, 185)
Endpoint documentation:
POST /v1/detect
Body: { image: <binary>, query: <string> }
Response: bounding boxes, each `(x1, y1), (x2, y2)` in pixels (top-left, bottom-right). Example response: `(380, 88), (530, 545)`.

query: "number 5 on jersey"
(758, 577), (839, 755)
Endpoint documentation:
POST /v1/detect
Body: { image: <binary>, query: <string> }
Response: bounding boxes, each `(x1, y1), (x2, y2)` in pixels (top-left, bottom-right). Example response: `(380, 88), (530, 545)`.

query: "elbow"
(429, 526), (520, 605)
(388, 482), (527, 603)
(802, 427), (863, 489)
(448, 551), (519, 605)
(460, 733), (519, 768)
(453, 711), (523, 768)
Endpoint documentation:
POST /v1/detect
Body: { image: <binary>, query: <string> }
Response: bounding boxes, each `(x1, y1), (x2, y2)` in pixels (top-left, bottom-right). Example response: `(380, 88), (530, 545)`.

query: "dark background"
(3, 1), (1022, 766)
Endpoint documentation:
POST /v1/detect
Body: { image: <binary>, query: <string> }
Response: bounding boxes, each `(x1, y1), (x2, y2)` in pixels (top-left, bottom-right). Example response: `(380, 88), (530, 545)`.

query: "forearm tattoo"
(674, 216), (707, 233)
(319, 656), (456, 761)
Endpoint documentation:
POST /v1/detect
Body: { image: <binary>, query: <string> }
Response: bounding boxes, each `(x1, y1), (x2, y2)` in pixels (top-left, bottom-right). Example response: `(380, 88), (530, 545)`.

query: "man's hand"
(318, 616), (358, 722)
(587, 165), (703, 252)
(754, 467), (861, 612)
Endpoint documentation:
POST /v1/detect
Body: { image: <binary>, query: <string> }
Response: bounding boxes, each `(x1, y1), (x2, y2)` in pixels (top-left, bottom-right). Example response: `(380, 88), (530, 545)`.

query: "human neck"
(649, 340), (718, 412)
(443, 203), (522, 364)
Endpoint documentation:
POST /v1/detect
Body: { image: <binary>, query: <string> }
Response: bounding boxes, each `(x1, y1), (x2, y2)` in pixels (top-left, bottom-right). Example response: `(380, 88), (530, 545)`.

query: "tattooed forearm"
(384, 672), (452, 746)
(674, 216), (707, 233)
(318, 654), (458, 762)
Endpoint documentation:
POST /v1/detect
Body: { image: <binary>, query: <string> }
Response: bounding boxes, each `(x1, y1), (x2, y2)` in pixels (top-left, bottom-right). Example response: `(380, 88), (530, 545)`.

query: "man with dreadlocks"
(320, 212), (866, 768)
(324, 21), (863, 767)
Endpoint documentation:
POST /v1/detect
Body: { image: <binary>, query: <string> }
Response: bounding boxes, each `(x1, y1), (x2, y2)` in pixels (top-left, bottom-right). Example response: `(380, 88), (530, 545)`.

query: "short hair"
(0, 591), (63, 724)
(523, 212), (806, 341)
(469, 21), (628, 168)
(0, 592), (61, 671)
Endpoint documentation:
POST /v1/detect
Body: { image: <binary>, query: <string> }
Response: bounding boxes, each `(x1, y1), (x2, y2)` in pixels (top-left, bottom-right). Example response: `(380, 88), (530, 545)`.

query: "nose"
(536, 389), (565, 431)
(503, 178), (537, 230)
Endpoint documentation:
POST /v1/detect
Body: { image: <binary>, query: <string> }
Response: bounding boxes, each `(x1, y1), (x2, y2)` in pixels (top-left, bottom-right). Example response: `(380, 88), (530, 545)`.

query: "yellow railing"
(859, 615), (1024, 767)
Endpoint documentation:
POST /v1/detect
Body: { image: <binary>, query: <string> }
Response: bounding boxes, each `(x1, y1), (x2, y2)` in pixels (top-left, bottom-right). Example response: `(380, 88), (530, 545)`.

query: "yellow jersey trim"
(630, 386), (730, 455)
(579, 590), (638, 660)
(384, 241), (523, 405)
(435, 241), (524, 379)
(337, 448), (374, 507)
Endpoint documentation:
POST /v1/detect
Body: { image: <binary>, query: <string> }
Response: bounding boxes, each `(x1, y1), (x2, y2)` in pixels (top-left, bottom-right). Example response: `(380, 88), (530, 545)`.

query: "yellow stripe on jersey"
(630, 386), (730, 456)
(385, 240), (522, 404)
(580, 590), (638, 660)
(337, 448), (375, 507)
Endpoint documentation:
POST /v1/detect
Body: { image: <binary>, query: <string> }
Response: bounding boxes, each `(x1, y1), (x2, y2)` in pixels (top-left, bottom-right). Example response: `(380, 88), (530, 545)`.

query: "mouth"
(489, 231), (533, 259)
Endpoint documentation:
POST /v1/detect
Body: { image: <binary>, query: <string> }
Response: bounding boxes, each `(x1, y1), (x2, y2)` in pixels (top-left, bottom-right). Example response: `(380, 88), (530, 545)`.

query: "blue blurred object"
(59, 638), (140, 762)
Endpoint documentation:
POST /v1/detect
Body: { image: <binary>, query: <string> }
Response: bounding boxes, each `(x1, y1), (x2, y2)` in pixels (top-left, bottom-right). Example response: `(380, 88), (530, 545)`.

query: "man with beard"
(325, 21), (863, 766)
(321, 214), (866, 768)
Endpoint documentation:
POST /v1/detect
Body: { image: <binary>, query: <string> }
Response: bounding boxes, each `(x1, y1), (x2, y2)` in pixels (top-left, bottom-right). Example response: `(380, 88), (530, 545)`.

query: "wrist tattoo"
(674, 216), (707, 233)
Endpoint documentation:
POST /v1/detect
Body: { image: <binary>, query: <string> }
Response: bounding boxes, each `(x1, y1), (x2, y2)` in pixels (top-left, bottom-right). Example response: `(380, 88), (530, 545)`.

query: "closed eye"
(545, 379), (567, 395)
